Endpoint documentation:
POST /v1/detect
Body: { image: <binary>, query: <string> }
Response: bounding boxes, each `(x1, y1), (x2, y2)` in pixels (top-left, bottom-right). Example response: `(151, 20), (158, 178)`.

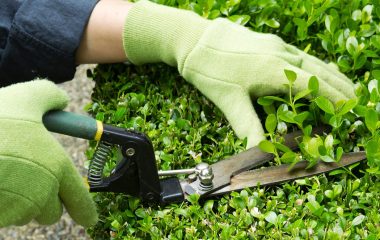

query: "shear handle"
(43, 110), (184, 204)
(43, 110), (101, 140)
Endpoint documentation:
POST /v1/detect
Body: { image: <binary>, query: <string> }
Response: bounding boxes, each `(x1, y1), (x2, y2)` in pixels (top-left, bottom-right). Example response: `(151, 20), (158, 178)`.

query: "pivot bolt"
(195, 163), (209, 174)
(126, 148), (135, 157)
(197, 163), (214, 191)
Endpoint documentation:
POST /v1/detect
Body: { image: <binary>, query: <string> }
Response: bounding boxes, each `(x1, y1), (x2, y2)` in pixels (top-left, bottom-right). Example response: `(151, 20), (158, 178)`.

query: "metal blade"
(208, 151), (366, 196)
(183, 127), (326, 196)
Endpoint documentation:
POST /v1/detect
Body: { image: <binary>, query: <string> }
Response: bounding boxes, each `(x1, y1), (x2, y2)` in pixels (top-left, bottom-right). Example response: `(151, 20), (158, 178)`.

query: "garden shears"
(43, 110), (366, 204)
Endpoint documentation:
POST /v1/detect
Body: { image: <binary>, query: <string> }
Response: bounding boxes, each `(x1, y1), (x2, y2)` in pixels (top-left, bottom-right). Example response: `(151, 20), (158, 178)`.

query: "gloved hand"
(123, 1), (355, 148)
(0, 80), (97, 227)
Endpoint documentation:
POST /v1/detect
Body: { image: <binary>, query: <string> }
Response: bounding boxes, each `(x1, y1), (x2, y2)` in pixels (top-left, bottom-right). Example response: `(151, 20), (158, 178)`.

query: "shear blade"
(182, 127), (327, 197)
(208, 151), (366, 196)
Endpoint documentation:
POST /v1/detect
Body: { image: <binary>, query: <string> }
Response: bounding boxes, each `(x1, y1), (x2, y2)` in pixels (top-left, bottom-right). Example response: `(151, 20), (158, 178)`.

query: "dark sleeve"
(0, 0), (98, 87)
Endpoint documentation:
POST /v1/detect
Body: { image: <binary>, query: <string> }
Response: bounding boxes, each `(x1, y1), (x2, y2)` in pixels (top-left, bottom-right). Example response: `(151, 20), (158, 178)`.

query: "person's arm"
(76, 0), (132, 64)
(0, 0), (99, 86)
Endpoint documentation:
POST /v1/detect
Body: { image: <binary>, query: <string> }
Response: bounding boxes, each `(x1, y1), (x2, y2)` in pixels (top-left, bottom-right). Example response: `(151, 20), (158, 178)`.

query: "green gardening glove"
(0, 80), (97, 227)
(123, 1), (355, 148)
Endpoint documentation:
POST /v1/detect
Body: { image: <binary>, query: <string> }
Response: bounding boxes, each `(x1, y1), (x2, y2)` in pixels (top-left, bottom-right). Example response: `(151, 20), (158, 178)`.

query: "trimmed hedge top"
(86, 0), (380, 239)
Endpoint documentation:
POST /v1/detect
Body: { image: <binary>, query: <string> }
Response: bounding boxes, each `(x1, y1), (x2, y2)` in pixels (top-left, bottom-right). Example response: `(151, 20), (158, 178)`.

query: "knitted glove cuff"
(123, 0), (210, 72)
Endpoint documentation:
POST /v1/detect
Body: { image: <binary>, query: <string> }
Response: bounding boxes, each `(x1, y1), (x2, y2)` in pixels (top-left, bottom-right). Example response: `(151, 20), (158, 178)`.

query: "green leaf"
(135, 208), (147, 218)
(294, 103), (307, 108)
(278, 111), (297, 124)
(318, 145), (327, 156)
(294, 111), (309, 125)
(308, 76), (319, 96)
(265, 18), (280, 28)
(95, 112), (105, 121)
(229, 0), (240, 6)
(321, 38), (333, 53)
(111, 219), (121, 230)
(348, 162), (361, 171)
(204, 200), (214, 213)
(295, 179), (309, 185)
(373, 58), (380, 65)
(303, 43), (311, 53)
(228, 15), (251, 26)
(188, 194), (200, 204)
(280, 151), (297, 164)
(294, 89), (312, 102)
(337, 99), (357, 116)
(113, 107), (127, 122)
(372, 69), (380, 80)
(284, 69), (297, 84)
(363, 49), (379, 58)
(265, 114), (277, 134)
(325, 15), (333, 33)
(333, 185), (342, 195)
(329, 115), (342, 128)
(314, 96), (335, 114)
(304, 137), (323, 158)
(273, 142), (292, 152)
(352, 179), (361, 191)
(263, 96), (288, 104)
(320, 155), (335, 162)
(303, 125), (312, 136)
(276, 121), (287, 134)
(365, 108), (378, 134)
(231, 196), (246, 209)
(306, 197), (323, 217)
(362, 5), (373, 23)
(370, 87), (379, 103)
(293, 18), (308, 40)
(324, 134), (334, 149)
(176, 118), (191, 130)
(329, 169), (347, 175)
(264, 211), (278, 225)
(366, 167), (380, 174)
(258, 140), (276, 154)
(325, 190), (334, 199)
(174, 208), (188, 217)
(129, 198), (140, 211)
(359, 23), (376, 37)
(370, 35), (380, 49)
(352, 215), (365, 226)
(354, 54), (367, 70)
(177, 0), (187, 5)
(336, 147), (343, 161)
(352, 9), (362, 21)
(257, 97), (274, 106)
(208, 10), (220, 19)
(293, 18), (307, 28)
(346, 36), (358, 56)
(337, 55), (352, 71)
(366, 138), (380, 157)
(263, 104), (276, 115)
(353, 105), (368, 117)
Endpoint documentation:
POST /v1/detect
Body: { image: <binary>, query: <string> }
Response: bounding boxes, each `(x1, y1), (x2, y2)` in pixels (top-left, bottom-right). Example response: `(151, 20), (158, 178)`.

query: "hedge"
(86, 0), (380, 239)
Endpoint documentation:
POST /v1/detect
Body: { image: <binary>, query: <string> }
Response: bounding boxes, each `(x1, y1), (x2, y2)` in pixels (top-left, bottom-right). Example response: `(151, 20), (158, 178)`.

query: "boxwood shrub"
(86, 0), (380, 239)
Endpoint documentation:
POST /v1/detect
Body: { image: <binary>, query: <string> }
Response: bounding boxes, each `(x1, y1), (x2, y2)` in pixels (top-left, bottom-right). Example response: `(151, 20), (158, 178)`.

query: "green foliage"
(258, 70), (360, 169)
(86, 0), (380, 238)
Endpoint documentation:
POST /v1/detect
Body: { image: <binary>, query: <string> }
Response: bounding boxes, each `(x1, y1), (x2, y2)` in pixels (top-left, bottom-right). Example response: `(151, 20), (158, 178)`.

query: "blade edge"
(208, 151), (366, 196)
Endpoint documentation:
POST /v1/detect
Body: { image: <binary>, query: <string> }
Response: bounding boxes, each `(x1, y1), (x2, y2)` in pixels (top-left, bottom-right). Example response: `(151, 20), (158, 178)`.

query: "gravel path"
(0, 65), (96, 240)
